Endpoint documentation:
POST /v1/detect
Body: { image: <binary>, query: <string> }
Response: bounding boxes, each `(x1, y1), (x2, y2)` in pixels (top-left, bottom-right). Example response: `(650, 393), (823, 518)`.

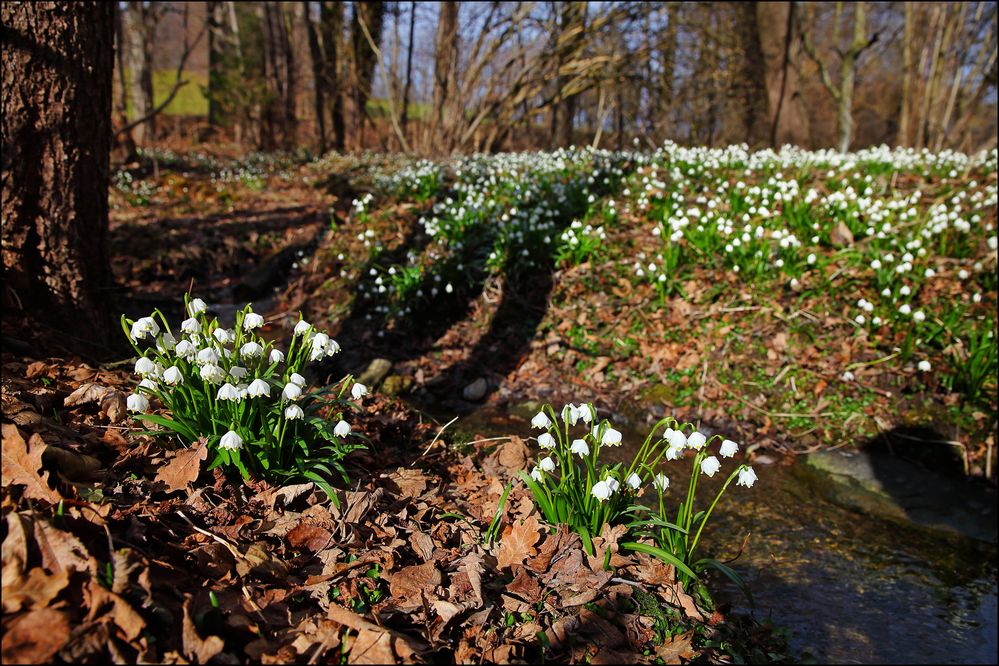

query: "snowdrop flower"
(973, 293), (982, 303)
(200, 363), (225, 384)
(719, 439), (739, 458)
(240, 341), (263, 359)
(181, 317), (200, 335)
(600, 426), (622, 447)
(577, 405), (594, 423)
(269, 348), (285, 364)
(570, 439), (589, 457)
(294, 320), (312, 336)
(217, 383), (241, 401)
(163, 366), (183, 386)
(130, 316), (160, 341)
(229, 365), (248, 380)
(156, 332), (177, 353)
(918, 360), (932, 372)
(243, 312), (265, 330)
(591, 480), (612, 501)
(282, 382), (302, 402)
(333, 420), (351, 437)
(135, 356), (157, 376)
(531, 411), (552, 429)
(653, 473), (669, 492)
(247, 378), (270, 398)
(219, 430), (243, 450)
(626, 472), (642, 490)
(958, 269), (970, 280)
(351, 382), (368, 400)
(736, 466), (758, 488)
(127, 393), (150, 412)
(539, 456), (556, 472)
(537, 432), (556, 449)
(196, 347), (219, 366)
(175, 339), (195, 360)
(700, 456), (721, 477)
(284, 404), (304, 420)
(188, 298), (207, 316)
(289, 372), (307, 387)
(687, 431), (707, 450)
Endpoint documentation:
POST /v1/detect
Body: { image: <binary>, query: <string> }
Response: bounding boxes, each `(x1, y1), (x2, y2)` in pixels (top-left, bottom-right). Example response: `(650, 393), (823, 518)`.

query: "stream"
(445, 404), (998, 664)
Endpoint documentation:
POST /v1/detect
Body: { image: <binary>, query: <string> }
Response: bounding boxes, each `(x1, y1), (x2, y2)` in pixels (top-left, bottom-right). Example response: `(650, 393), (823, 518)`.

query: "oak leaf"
(154, 439), (208, 492)
(1, 424), (61, 503)
(497, 515), (542, 571)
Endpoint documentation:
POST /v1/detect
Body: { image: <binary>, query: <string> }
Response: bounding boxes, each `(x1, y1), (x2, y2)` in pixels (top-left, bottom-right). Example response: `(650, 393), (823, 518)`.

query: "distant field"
(123, 69), (208, 117)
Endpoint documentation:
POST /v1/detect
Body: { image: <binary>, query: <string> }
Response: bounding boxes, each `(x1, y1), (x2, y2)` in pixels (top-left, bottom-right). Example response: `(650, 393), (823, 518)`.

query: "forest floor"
(3, 143), (996, 663)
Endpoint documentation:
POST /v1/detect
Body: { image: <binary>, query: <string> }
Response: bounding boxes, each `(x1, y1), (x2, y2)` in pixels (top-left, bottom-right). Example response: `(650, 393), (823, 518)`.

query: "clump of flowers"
(520, 402), (756, 592)
(121, 296), (366, 504)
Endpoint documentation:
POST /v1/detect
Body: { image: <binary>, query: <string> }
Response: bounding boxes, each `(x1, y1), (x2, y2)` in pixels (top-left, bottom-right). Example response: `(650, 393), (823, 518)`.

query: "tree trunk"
(737, 2), (769, 147)
(400, 0), (416, 143)
(125, 1), (157, 146)
(281, 2), (297, 148)
(320, 1), (344, 151)
(2, 1), (117, 355)
(756, 1), (809, 147)
(897, 1), (914, 146)
(432, 1), (459, 152)
(350, 1), (385, 150)
(304, 1), (326, 153)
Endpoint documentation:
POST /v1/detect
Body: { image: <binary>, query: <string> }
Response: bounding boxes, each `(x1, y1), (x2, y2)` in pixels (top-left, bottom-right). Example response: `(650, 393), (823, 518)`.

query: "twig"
(414, 416), (459, 463)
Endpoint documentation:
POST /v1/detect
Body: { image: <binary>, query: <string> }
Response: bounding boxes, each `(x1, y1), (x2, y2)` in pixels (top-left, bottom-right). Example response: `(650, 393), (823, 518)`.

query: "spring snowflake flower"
(918, 360), (932, 372)
(127, 393), (150, 412)
(719, 439), (739, 458)
(294, 320), (312, 336)
(687, 431), (707, 450)
(539, 456), (556, 472)
(531, 411), (552, 429)
(269, 348), (285, 364)
(289, 372), (307, 387)
(531, 466), (543, 482)
(213, 328), (234, 344)
(130, 316), (160, 341)
(138, 377), (158, 391)
(243, 312), (265, 330)
(626, 472), (642, 490)
(913, 311), (926, 323)
(537, 432), (556, 449)
(700, 456), (721, 477)
(570, 439), (589, 457)
(219, 430), (243, 450)
(135, 356), (157, 376)
(175, 339), (196, 360)
(284, 404), (304, 420)
(196, 347), (219, 366)
(653, 473), (669, 492)
(333, 420), (351, 437)
(200, 363), (225, 384)
(351, 382), (368, 400)
(561, 403), (579, 425)
(606, 477), (620, 493)
(163, 366), (183, 386)
(842, 370), (855, 381)
(188, 298), (207, 316)
(240, 341), (263, 359)
(217, 383), (241, 401)
(282, 383), (303, 402)
(157, 332), (177, 352)
(736, 466), (758, 488)
(229, 366), (248, 380)
(591, 480), (613, 501)
(247, 378), (270, 398)
(181, 317), (200, 335)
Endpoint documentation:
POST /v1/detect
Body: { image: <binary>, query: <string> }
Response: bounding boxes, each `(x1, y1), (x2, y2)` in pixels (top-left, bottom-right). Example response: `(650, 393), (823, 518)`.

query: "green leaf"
(134, 413), (199, 442)
(696, 558), (754, 607)
(301, 470), (340, 508)
(518, 471), (555, 523)
(620, 542), (699, 581)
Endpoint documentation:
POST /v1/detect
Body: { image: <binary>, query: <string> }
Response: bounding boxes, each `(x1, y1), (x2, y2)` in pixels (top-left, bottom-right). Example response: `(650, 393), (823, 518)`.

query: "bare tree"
(124, 1), (163, 146)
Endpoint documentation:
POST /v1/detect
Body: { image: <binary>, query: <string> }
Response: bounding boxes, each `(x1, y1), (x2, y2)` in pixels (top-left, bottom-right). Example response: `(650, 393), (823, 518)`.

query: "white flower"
(243, 312), (265, 330)
(537, 432), (556, 449)
(531, 411), (552, 429)
(591, 480), (612, 501)
(653, 473), (669, 492)
(213, 328), (234, 344)
(351, 382), (368, 400)
(539, 456), (556, 472)
(700, 456), (721, 477)
(240, 341), (263, 359)
(918, 360), (931, 372)
(333, 420), (351, 437)
(626, 472), (642, 490)
(219, 430), (243, 450)
(667, 429), (687, 450)
(199, 363), (225, 384)
(181, 317), (200, 335)
(664, 444), (684, 461)
(899, 303), (912, 316)
(601, 426), (622, 447)
(531, 466), (543, 482)
(687, 431), (707, 450)
(736, 466), (758, 488)
(126, 393), (150, 412)
(217, 383), (240, 401)
(577, 405), (594, 423)
(282, 383), (303, 402)
(606, 477), (620, 493)
(284, 404), (304, 420)
(188, 298), (207, 316)
(247, 378), (270, 398)
(138, 377), (158, 391)
(290, 372), (307, 387)
(229, 366), (248, 380)
(175, 339), (196, 360)
(842, 370), (855, 382)
(269, 348), (285, 364)
(163, 366), (183, 386)
(196, 347), (219, 366)
(294, 320), (312, 336)
(561, 403), (579, 425)
(156, 332), (177, 352)
(570, 439), (589, 457)
(719, 439), (739, 458)
(130, 316), (160, 341)
(135, 356), (157, 376)
(913, 311), (926, 323)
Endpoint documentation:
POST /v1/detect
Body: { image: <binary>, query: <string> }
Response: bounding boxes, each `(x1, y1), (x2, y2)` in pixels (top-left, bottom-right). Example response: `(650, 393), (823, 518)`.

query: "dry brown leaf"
(327, 605), (425, 661)
(387, 468), (430, 498)
(2, 512), (29, 590)
(2, 566), (69, 613)
(349, 628), (398, 665)
(654, 630), (694, 664)
(33, 518), (96, 576)
(388, 561), (441, 611)
(42, 446), (103, 481)
(1, 607), (70, 663)
(408, 530), (435, 561)
(87, 580), (147, 642)
(63, 383), (127, 423)
(182, 596), (225, 663)
(287, 523), (334, 552)
(497, 515), (542, 571)
(495, 436), (529, 471)
(1, 424), (61, 504)
(460, 552), (485, 605)
(830, 221), (854, 247)
(154, 439), (208, 492)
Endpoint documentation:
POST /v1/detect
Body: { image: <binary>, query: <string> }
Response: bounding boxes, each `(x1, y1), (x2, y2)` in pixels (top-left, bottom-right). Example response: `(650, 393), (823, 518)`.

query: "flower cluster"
(122, 297), (367, 503)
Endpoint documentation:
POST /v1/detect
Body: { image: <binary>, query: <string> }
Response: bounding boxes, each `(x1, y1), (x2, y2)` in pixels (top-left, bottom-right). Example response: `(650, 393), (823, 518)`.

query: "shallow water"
(446, 405), (999, 664)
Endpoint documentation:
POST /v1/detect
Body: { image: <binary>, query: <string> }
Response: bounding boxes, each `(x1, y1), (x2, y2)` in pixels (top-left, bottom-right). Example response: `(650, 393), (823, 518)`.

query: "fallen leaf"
(2, 566), (69, 613)
(1, 607), (70, 663)
(388, 561), (441, 611)
(182, 595), (225, 663)
(154, 439), (209, 492)
(87, 580), (147, 642)
(349, 628), (397, 665)
(287, 523), (334, 552)
(654, 630), (694, 663)
(830, 221), (854, 247)
(497, 515), (542, 571)
(327, 605), (425, 661)
(63, 383), (127, 423)
(1, 424), (61, 503)
(33, 518), (97, 576)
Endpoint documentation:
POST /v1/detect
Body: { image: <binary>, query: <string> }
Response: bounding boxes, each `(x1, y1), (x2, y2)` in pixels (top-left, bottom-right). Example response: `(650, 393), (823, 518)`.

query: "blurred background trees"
(89, 1), (999, 157)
